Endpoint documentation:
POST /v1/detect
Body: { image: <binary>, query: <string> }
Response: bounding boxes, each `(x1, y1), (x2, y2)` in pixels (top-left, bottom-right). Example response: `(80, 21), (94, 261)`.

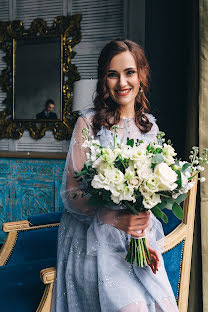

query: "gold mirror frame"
(0, 15), (81, 140)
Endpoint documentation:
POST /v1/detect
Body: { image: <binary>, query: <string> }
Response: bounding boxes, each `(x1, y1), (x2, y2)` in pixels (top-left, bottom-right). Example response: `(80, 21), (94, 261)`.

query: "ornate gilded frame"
(0, 15), (81, 140)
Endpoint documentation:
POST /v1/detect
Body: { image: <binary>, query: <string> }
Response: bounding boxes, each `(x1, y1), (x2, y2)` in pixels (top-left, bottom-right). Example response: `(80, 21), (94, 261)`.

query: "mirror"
(0, 15), (81, 140)
(14, 37), (62, 121)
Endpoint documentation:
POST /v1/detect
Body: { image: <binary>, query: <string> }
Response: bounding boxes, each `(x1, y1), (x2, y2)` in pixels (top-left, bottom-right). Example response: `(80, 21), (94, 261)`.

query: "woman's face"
(106, 51), (140, 109)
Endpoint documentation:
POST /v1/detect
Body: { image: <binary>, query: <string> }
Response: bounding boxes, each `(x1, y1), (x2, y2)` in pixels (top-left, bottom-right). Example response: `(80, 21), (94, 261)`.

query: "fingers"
(128, 230), (145, 238)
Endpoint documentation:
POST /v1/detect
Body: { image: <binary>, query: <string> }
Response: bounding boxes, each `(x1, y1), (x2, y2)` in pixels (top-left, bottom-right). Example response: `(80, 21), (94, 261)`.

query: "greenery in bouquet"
(75, 127), (208, 267)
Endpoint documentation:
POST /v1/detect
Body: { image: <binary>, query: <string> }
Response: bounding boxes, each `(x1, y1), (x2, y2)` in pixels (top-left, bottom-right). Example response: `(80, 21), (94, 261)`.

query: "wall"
(0, 0), (126, 152)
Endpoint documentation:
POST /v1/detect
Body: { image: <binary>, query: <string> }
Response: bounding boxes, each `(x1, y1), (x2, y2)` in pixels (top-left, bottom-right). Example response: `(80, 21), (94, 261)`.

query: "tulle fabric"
(51, 109), (178, 312)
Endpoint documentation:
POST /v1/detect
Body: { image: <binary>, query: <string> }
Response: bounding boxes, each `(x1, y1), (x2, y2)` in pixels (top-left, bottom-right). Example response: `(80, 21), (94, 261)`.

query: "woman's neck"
(119, 105), (135, 119)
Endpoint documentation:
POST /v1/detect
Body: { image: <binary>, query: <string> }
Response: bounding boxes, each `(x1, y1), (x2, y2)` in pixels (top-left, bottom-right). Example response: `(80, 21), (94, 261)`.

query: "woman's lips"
(116, 89), (131, 96)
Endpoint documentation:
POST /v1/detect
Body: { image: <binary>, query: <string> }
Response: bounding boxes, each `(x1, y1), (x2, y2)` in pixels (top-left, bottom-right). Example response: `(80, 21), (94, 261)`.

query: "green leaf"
(127, 139), (134, 147)
(175, 193), (187, 204)
(182, 163), (191, 171)
(172, 202), (184, 220)
(176, 170), (182, 188)
(151, 206), (163, 218)
(152, 154), (164, 164)
(156, 201), (167, 210)
(161, 211), (168, 223)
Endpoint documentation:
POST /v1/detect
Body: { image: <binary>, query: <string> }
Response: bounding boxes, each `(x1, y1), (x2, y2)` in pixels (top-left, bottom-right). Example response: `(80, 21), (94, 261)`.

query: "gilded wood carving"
(0, 15), (81, 140)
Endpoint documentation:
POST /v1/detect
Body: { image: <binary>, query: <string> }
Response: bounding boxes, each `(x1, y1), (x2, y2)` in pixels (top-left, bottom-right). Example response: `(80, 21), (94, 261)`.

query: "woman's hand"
(113, 211), (150, 237)
(146, 238), (160, 274)
(98, 208), (150, 238)
(148, 246), (160, 274)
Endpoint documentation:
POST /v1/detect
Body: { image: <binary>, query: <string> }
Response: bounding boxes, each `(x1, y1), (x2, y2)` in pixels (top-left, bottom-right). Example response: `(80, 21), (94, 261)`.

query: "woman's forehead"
(108, 51), (137, 71)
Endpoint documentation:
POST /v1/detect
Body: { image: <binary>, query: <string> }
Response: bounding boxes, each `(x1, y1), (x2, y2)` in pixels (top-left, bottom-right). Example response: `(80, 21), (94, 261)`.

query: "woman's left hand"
(148, 245), (160, 274)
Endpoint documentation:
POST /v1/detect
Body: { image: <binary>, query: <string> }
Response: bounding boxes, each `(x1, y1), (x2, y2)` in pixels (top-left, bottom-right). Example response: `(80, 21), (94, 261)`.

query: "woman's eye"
(126, 70), (136, 75)
(107, 72), (117, 78)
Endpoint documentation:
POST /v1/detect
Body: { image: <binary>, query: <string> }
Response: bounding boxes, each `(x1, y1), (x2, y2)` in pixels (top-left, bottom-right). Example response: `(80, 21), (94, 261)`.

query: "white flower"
(103, 168), (125, 185)
(200, 177), (206, 182)
(92, 157), (104, 169)
(102, 147), (117, 164)
(142, 175), (159, 193)
(154, 163), (178, 191)
(197, 165), (205, 171)
(162, 143), (177, 165)
(142, 193), (161, 209)
(134, 157), (152, 181)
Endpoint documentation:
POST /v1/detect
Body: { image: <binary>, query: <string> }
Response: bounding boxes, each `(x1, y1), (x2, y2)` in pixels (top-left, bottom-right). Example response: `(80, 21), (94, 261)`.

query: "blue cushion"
(6, 226), (59, 265)
(163, 240), (184, 299)
(0, 258), (56, 312)
(28, 212), (63, 226)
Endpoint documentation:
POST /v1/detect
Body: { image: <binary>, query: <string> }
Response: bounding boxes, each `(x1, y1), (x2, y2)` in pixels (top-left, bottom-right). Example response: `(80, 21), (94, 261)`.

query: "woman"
(52, 39), (178, 312)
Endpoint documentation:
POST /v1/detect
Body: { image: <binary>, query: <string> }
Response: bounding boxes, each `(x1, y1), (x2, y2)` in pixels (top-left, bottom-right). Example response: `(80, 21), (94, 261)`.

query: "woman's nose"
(118, 75), (127, 88)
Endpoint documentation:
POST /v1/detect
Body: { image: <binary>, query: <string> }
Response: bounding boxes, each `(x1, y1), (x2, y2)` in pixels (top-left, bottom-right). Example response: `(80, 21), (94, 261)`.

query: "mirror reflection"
(13, 37), (62, 120)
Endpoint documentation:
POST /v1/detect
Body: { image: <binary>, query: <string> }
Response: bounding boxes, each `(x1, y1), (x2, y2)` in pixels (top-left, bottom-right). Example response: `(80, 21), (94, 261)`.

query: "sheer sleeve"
(60, 115), (96, 224)
(145, 113), (159, 143)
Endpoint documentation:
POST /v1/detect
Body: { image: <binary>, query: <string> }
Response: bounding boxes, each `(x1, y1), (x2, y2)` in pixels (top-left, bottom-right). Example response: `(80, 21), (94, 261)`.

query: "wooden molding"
(36, 283), (54, 312)
(0, 232), (17, 265)
(3, 220), (60, 232)
(40, 267), (56, 284)
(3, 220), (30, 232)
(177, 176), (198, 311)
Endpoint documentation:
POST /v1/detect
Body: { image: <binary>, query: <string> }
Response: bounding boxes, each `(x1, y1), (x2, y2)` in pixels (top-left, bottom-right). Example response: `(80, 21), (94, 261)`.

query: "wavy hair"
(92, 39), (152, 134)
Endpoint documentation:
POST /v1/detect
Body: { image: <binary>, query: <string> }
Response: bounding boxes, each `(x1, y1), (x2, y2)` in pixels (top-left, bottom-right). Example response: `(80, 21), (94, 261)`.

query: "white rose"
(154, 163), (178, 191)
(129, 177), (140, 188)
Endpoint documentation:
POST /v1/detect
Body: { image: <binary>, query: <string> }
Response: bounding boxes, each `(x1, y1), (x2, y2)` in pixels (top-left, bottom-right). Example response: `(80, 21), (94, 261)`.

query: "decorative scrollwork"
(0, 15), (81, 140)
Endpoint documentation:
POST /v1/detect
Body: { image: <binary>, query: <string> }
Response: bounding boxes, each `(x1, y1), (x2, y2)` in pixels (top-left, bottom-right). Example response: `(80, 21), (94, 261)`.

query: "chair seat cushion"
(0, 259), (56, 312)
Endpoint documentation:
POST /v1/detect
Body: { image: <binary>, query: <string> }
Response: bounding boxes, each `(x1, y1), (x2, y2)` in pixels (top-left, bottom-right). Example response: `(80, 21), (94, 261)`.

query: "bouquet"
(75, 126), (208, 267)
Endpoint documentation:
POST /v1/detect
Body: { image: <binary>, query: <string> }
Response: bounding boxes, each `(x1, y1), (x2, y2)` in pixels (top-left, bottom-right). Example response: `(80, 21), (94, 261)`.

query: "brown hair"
(92, 39), (152, 134)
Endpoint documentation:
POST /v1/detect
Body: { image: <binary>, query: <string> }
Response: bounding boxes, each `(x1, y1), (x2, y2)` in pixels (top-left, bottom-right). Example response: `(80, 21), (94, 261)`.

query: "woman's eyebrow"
(124, 67), (137, 71)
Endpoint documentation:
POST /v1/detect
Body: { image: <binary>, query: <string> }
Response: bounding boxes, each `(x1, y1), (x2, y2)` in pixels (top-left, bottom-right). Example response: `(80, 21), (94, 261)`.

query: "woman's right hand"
(113, 211), (150, 237)
(98, 208), (150, 237)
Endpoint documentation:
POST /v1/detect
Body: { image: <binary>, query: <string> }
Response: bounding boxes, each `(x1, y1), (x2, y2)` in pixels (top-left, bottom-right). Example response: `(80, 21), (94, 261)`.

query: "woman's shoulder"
(144, 113), (159, 139)
(145, 112), (157, 124)
(79, 108), (95, 124)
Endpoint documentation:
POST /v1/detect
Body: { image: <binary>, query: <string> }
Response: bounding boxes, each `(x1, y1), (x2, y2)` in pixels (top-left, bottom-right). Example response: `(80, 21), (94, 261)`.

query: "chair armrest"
(36, 267), (56, 312)
(40, 267), (56, 284)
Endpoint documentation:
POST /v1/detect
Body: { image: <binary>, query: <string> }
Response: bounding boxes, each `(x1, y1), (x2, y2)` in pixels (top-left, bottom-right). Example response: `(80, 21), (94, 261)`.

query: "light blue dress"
(51, 109), (178, 312)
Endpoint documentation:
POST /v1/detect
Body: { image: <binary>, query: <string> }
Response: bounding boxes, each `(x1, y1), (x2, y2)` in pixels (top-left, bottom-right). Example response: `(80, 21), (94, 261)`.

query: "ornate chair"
(38, 176), (198, 312)
(0, 212), (63, 312)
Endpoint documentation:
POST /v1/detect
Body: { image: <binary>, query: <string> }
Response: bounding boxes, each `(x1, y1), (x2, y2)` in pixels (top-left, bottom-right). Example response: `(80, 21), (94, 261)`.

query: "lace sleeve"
(146, 113), (159, 142)
(60, 116), (96, 224)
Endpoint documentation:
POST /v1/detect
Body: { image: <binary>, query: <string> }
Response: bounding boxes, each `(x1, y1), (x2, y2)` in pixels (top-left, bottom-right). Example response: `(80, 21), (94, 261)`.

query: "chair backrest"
(0, 211), (63, 266)
(161, 176), (198, 312)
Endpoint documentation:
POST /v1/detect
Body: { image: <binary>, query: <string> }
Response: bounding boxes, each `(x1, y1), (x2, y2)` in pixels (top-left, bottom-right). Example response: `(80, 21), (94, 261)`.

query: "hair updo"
(92, 39), (153, 134)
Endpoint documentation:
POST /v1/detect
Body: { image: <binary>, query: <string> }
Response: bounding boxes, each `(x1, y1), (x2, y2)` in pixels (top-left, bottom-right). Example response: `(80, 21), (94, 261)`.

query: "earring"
(139, 83), (143, 94)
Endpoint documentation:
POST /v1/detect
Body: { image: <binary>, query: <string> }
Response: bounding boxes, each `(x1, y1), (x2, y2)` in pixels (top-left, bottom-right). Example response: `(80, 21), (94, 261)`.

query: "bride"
(51, 39), (178, 312)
